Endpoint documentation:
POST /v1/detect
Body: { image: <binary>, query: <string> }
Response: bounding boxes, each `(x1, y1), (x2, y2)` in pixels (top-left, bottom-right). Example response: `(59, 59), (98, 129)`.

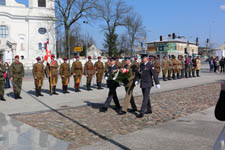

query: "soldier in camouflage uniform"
(154, 56), (161, 77)
(94, 56), (105, 89)
(171, 55), (177, 80)
(0, 58), (6, 101)
(192, 56), (197, 77)
(60, 57), (71, 94)
(32, 57), (45, 97)
(188, 56), (193, 78)
(10, 55), (24, 99)
(133, 57), (140, 70)
(46, 55), (59, 95)
(167, 55), (173, 80)
(181, 56), (185, 78)
(116, 56), (122, 68)
(72, 55), (83, 92)
(84, 56), (95, 91)
(177, 55), (182, 79)
(162, 56), (168, 81)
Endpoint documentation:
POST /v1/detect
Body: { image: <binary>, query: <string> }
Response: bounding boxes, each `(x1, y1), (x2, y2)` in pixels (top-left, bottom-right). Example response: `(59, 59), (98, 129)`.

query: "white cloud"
(220, 5), (225, 10)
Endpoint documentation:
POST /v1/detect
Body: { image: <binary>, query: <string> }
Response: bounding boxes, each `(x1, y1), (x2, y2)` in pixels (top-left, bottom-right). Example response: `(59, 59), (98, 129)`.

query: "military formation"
(0, 54), (200, 106)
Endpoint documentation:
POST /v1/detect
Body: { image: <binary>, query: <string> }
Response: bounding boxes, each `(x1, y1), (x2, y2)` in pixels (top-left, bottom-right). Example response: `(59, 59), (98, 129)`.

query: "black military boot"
(177, 74), (180, 79)
(77, 87), (81, 92)
(17, 95), (22, 99)
(39, 87), (43, 96)
(99, 83), (104, 89)
(192, 72), (196, 77)
(63, 85), (66, 94)
(87, 83), (92, 91)
(0, 95), (6, 101)
(53, 86), (58, 95)
(65, 86), (70, 93)
(35, 88), (39, 97)
(163, 75), (167, 81)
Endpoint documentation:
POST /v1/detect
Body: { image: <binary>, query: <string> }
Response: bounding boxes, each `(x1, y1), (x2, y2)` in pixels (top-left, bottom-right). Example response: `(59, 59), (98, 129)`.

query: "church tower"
(29, 0), (55, 10)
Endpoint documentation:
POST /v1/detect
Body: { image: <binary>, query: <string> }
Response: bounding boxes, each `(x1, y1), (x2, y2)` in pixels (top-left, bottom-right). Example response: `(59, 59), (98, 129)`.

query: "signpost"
(74, 47), (83, 52)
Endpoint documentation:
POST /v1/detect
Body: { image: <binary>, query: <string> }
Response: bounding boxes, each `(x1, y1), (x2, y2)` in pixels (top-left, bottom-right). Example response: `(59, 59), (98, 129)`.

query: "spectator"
(220, 56), (225, 73)
(208, 56), (214, 72)
(215, 57), (220, 73)
(4, 62), (10, 89)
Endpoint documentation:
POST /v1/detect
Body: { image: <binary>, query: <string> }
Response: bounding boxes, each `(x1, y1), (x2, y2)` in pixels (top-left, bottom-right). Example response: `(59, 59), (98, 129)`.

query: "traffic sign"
(74, 47), (83, 52)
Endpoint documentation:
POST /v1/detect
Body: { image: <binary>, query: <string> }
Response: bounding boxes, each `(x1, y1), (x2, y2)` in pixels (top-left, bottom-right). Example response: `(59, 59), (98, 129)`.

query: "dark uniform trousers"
(103, 65), (121, 109)
(103, 81), (121, 109)
(139, 62), (159, 114)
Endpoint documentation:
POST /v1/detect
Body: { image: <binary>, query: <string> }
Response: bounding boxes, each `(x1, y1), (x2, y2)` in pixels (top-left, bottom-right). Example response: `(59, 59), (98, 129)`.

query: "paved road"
(78, 107), (224, 150)
(1, 63), (224, 115)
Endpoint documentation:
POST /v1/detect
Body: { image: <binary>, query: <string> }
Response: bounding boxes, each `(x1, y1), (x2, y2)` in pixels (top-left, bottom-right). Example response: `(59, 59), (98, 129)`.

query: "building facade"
(0, 0), (56, 66)
(147, 38), (198, 58)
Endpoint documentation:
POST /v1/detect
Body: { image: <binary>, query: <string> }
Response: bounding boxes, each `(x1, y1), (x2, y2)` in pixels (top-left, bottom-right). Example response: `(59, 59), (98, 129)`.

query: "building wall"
(0, 0), (56, 66)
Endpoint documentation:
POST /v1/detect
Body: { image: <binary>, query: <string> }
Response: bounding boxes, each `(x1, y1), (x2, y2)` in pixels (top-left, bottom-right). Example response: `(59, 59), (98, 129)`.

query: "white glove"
(135, 81), (139, 86)
(156, 84), (160, 89)
(105, 77), (108, 80)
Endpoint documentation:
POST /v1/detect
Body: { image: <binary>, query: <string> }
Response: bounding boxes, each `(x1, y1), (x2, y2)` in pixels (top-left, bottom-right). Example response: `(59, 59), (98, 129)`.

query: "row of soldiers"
(33, 55), (139, 97)
(151, 55), (201, 81)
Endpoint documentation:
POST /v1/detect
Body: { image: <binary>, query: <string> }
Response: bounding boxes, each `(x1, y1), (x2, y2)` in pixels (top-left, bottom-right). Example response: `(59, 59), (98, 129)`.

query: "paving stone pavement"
(12, 82), (222, 150)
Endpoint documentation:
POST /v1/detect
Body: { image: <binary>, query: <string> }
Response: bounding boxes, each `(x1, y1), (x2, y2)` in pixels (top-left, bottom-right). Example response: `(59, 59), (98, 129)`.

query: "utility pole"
(83, 21), (88, 58)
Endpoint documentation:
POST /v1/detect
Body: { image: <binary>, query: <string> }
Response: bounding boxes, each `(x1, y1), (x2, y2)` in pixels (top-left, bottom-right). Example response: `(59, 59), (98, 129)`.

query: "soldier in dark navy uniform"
(100, 57), (122, 113)
(136, 54), (160, 118)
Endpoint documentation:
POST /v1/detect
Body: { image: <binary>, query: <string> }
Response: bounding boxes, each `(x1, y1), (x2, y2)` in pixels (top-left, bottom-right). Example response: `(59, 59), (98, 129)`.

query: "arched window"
(0, 25), (8, 38)
(38, 0), (46, 7)
(0, 0), (6, 6)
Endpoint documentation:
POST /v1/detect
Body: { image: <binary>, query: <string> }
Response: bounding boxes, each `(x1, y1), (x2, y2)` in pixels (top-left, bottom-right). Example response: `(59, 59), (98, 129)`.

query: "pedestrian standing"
(136, 54), (160, 118)
(9, 55), (24, 99)
(94, 56), (105, 89)
(32, 57), (45, 97)
(196, 56), (201, 77)
(215, 57), (220, 73)
(0, 58), (6, 101)
(162, 56), (168, 81)
(220, 57), (225, 73)
(59, 57), (70, 94)
(72, 56), (83, 92)
(84, 56), (95, 91)
(4, 62), (10, 89)
(209, 56), (214, 72)
(45, 55), (59, 95)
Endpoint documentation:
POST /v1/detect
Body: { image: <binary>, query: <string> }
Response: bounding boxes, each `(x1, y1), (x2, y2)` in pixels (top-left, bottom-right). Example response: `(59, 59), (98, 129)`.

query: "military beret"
(75, 55), (79, 59)
(51, 54), (55, 58)
(116, 56), (119, 59)
(63, 57), (68, 61)
(88, 56), (92, 59)
(134, 57), (137, 60)
(98, 56), (102, 59)
(36, 57), (41, 61)
(15, 55), (19, 59)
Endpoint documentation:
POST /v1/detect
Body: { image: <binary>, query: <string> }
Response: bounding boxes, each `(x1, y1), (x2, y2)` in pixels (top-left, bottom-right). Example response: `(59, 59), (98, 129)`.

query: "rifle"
(46, 62), (53, 95)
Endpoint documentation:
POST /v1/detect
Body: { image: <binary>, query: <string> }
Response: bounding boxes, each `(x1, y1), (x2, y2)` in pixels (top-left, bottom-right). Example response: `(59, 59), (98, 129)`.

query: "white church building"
(0, 0), (56, 66)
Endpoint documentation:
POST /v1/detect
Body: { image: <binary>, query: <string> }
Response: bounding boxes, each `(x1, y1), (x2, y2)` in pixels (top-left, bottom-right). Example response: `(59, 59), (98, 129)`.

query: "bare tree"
(55, 0), (98, 59)
(125, 12), (145, 56)
(96, 0), (131, 56)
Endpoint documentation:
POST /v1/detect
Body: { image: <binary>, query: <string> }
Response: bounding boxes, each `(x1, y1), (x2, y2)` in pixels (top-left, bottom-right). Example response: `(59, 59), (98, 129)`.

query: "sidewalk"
(1, 64), (225, 115)
(78, 107), (224, 150)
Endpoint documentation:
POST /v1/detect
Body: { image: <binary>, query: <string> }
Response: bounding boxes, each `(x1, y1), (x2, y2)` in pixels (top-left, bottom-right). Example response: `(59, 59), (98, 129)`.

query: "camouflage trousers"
(12, 78), (22, 95)
(0, 79), (5, 95)
(96, 73), (104, 83)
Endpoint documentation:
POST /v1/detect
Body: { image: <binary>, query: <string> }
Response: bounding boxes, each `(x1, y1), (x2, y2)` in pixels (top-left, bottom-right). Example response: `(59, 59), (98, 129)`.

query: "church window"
(38, 0), (46, 7)
(0, 0), (6, 6)
(38, 43), (42, 50)
(0, 25), (8, 38)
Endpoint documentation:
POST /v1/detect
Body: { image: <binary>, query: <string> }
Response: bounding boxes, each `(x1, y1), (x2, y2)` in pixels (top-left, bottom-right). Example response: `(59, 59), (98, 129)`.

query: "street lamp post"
(83, 21), (88, 58)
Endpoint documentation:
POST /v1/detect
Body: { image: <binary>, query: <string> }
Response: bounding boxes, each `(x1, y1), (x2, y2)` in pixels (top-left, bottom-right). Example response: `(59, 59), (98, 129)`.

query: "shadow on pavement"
(20, 90), (131, 150)
(6, 92), (14, 98)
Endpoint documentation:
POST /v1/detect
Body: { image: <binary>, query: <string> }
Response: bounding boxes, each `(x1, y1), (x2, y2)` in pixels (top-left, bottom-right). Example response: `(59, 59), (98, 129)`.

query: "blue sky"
(16, 0), (225, 48)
